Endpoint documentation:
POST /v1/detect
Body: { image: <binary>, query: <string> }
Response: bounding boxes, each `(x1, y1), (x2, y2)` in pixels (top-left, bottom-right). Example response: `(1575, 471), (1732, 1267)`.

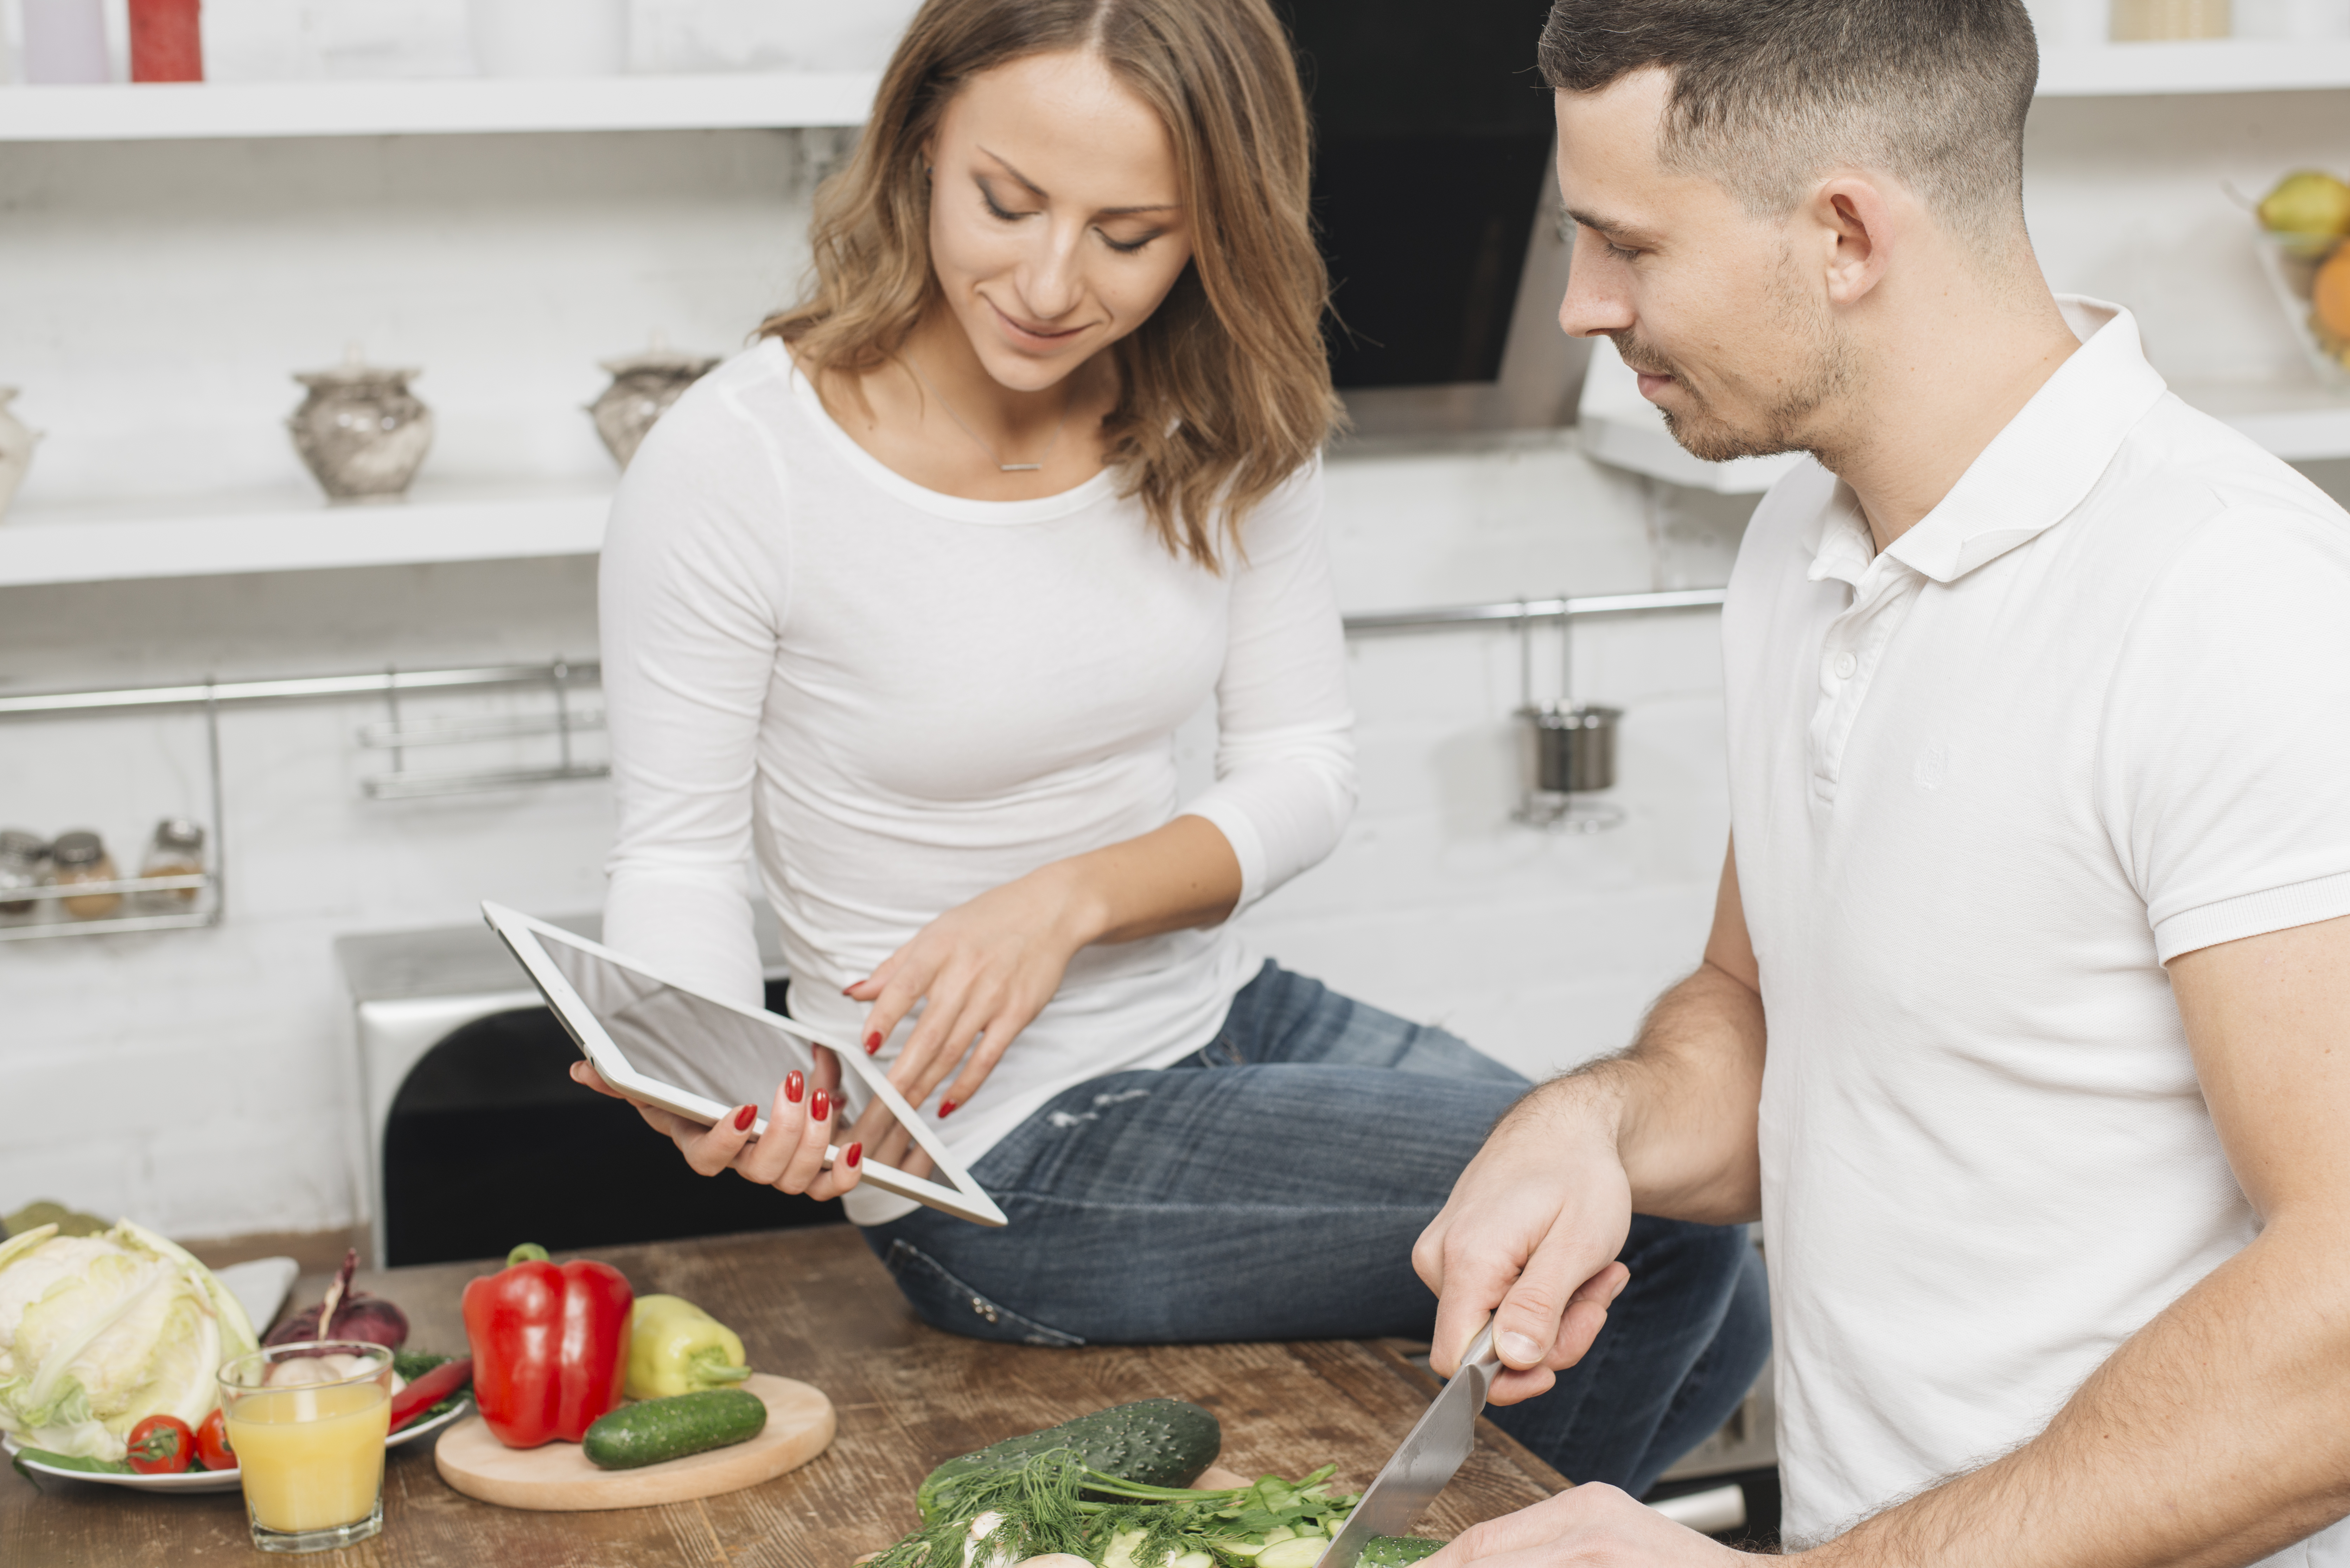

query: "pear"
(2257, 170), (2350, 239)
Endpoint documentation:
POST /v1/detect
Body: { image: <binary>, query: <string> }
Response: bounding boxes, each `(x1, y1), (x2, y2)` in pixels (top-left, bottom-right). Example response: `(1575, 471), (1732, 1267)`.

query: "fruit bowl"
(2252, 227), (2350, 390)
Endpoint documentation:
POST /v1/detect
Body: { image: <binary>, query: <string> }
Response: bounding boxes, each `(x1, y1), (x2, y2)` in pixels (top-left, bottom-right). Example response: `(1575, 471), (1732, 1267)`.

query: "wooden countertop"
(1, 1225), (1567, 1566)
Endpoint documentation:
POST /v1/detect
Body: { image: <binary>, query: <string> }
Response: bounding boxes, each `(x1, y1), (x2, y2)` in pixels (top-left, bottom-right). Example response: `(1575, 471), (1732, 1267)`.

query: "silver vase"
(288, 354), (433, 505)
(589, 345), (719, 469)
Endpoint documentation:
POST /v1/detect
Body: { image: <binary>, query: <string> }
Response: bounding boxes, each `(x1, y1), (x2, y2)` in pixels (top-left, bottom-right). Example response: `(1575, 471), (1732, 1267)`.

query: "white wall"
(4, 71), (2349, 1243)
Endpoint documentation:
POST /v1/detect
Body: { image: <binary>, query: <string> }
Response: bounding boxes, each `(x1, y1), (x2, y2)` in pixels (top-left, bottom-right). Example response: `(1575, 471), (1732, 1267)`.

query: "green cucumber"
(917, 1398), (1222, 1523)
(582, 1389), (767, 1471)
(1255, 1539), (1326, 1568)
(1359, 1539), (1445, 1568)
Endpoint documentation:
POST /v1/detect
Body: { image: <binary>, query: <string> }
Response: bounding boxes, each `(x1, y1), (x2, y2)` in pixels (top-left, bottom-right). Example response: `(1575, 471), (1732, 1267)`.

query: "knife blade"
(1316, 1322), (1502, 1568)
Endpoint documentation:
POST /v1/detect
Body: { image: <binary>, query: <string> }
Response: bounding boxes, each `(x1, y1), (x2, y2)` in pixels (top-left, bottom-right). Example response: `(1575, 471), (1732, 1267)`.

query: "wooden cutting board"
(434, 1374), (835, 1511)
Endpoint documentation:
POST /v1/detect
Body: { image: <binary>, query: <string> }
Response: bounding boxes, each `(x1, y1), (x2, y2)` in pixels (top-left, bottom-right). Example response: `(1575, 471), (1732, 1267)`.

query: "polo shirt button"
(1833, 651), (1858, 680)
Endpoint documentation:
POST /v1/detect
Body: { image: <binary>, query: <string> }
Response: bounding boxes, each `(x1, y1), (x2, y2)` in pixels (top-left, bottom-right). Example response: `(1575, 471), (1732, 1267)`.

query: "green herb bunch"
(871, 1447), (1358, 1568)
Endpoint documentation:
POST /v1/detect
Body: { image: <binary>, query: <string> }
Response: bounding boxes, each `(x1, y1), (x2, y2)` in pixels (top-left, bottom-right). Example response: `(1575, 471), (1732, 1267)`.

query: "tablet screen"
(539, 938), (825, 1119)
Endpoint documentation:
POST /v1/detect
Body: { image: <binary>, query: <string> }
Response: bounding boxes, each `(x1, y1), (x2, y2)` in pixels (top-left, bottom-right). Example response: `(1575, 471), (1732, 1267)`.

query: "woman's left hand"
(843, 865), (1095, 1162)
(842, 818), (1242, 1178)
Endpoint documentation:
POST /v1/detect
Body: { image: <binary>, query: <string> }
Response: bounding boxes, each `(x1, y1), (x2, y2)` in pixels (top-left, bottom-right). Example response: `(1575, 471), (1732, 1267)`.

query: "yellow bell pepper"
(623, 1293), (753, 1400)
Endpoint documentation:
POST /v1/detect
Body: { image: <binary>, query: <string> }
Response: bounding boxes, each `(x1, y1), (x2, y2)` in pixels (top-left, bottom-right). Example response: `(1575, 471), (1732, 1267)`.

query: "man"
(1414, 2), (2350, 1564)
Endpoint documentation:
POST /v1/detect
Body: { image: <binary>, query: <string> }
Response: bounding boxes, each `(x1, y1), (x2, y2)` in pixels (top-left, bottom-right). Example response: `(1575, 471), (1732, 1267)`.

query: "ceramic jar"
(589, 345), (719, 469)
(288, 355), (433, 504)
(0, 389), (38, 522)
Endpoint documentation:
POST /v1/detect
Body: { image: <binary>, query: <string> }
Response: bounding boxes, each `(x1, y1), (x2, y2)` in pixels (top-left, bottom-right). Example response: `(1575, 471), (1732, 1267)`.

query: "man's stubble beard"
(1615, 260), (1854, 466)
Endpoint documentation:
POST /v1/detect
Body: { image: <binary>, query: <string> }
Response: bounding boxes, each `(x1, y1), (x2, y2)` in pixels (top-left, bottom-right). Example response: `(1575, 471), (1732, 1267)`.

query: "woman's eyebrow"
(977, 147), (1180, 219)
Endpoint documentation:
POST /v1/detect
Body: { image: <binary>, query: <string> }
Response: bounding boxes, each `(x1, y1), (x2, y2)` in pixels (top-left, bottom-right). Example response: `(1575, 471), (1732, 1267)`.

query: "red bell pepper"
(461, 1243), (633, 1448)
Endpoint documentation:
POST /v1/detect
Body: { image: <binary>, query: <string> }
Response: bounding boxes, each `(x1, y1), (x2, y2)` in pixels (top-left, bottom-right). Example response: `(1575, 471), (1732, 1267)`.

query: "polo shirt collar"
(1802, 296), (2170, 587)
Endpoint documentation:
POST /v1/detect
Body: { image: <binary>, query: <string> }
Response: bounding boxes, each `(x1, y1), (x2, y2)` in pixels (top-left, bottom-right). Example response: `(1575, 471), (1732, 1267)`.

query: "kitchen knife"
(1317, 1322), (1503, 1568)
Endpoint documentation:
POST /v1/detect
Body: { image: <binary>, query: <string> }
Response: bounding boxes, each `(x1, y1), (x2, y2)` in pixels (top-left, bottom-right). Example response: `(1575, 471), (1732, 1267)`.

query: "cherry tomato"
(195, 1407), (234, 1472)
(125, 1413), (195, 1474)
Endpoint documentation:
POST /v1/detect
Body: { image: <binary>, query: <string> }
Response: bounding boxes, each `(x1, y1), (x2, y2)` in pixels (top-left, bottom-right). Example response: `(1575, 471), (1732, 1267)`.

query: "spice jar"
(49, 830), (122, 920)
(0, 830), (47, 918)
(138, 818), (206, 910)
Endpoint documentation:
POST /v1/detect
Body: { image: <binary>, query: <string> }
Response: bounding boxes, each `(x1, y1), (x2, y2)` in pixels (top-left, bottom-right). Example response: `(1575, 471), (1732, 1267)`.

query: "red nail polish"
(841, 984), (856, 996)
(733, 1103), (756, 1132)
(845, 1143), (863, 1169)
(784, 1071), (804, 1104)
(864, 1032), (883, 1055)
(938, 1100), (957, 1118)
(811, 1088), (830, 1122)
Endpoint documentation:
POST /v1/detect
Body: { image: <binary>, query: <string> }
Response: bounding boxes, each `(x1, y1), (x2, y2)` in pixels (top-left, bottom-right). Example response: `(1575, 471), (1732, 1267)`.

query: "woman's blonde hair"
(760, 0), (1341, 568)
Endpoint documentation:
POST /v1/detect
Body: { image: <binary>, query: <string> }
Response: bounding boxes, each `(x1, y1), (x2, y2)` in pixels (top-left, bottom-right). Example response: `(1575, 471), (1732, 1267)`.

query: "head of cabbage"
(0, 1220), (259, 1460)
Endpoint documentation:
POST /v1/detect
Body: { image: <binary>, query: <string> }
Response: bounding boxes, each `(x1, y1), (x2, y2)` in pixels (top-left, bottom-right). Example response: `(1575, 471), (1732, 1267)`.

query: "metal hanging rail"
(1340, 587), (1725, 637)
(0, 661), (602, 718)
(0, 589), (1725, 715)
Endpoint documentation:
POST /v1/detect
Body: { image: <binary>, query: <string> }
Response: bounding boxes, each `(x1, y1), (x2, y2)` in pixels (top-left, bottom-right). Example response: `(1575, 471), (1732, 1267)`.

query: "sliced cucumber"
(1358, 1539), (1445, 1568)
(1255, 1537), (1327, 1568)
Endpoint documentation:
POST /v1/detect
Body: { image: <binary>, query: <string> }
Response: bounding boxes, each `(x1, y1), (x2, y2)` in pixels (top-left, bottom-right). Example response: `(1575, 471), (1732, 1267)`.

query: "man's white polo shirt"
(1724, 297), (2350, 1559)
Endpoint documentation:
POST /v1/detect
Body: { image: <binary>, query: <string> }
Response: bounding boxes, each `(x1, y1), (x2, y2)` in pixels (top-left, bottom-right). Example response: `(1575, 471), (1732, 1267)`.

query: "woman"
(581, 0), (1765, 1497)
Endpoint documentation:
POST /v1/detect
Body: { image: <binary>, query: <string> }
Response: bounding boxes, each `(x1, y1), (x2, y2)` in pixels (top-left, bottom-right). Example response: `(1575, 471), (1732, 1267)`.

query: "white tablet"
(482, 901), (1006, 1228)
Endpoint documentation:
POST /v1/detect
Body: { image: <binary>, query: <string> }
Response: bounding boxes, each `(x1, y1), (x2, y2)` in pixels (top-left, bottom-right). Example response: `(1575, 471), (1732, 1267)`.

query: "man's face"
(1552, 70), (1849, 463)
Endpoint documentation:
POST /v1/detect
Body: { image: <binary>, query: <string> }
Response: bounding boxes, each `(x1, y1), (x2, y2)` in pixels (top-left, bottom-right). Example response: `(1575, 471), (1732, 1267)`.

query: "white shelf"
(0, 487), (610, 587)
(2037, 39), (2350, 97)
(1576, 337), (2350, 495)
(0, 71), (878, 141)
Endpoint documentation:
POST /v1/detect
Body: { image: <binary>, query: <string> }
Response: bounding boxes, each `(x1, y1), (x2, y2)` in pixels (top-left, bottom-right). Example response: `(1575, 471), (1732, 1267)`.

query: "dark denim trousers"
(863, 960), (1770, 1496)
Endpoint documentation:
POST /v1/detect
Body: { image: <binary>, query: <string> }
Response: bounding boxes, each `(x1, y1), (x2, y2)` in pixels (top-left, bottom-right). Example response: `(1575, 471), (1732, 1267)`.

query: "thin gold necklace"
(904, 354), (1073, 474)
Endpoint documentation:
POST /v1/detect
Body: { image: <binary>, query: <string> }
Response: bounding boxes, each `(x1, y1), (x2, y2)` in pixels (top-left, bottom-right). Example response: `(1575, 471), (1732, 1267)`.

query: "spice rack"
(0, 659), (606, 941)
(0, 698), (224, 943)
(358, 659), (606, 800)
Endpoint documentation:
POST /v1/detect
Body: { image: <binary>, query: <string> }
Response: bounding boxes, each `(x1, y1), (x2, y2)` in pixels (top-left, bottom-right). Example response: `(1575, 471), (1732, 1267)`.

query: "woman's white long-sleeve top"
(599, 341), (1357, 1221)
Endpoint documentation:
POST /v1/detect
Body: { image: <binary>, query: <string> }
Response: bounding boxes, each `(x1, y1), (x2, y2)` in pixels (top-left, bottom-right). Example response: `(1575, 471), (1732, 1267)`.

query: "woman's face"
(925, 50), (1195, 392)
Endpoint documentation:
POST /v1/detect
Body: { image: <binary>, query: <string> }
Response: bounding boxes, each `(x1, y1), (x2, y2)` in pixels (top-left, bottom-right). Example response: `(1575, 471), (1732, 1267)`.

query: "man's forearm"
(1514, 958), (1767, 1227)
(1809, 1215), (2350, 1568)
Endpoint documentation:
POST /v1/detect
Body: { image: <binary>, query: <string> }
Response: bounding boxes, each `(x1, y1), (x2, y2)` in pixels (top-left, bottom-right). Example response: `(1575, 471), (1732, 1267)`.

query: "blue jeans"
(863, 960), (1770, 1497)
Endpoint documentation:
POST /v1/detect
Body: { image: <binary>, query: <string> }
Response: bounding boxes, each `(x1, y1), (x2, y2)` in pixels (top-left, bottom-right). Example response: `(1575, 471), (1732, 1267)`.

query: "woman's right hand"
(569, 1060), (864, 1200)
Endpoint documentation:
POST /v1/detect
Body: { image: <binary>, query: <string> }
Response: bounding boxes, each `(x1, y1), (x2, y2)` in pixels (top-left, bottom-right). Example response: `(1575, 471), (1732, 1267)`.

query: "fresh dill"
(872, 1448), (1358, 1568)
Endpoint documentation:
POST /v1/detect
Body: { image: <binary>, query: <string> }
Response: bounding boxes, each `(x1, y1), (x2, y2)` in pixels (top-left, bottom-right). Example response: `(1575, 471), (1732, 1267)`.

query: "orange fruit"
(2317, 244), (2350, 340)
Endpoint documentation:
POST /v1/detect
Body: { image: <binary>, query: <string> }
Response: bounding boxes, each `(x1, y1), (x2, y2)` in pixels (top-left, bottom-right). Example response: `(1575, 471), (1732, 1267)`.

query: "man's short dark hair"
(1539, 0), (2039, 251)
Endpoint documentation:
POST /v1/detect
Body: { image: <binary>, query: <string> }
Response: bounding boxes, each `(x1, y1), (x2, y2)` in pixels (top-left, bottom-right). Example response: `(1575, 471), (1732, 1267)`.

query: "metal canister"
(1524, 703), (1623, 795)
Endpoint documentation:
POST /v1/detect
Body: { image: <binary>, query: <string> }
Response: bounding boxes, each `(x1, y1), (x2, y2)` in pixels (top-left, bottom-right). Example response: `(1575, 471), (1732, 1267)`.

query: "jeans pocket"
(880, 1239), (1086, 1348)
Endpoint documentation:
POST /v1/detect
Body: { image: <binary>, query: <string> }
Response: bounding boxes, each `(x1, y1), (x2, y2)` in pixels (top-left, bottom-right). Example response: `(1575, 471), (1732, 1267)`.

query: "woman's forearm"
(1034, 814), (1244, 949)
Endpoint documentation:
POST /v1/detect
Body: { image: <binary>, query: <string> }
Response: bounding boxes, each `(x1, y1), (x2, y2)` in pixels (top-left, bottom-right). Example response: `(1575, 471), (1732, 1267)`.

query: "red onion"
(263, 1249), (410, 1350)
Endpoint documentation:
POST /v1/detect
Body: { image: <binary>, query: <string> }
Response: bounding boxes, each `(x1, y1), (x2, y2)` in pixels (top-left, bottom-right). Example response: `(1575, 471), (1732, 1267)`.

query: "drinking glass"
(217, 1341), (394, 1554)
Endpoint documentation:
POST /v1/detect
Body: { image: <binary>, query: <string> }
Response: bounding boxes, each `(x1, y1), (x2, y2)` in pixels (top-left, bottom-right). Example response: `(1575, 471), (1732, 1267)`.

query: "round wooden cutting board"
(434, 1374), (835, 1511)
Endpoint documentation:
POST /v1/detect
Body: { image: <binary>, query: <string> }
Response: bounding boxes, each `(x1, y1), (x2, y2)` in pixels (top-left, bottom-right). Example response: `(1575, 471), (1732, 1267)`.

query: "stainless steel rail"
(1341, 587), (1725, 636)
(0, 662), (603, 717)
(0, 592), (1730, 715)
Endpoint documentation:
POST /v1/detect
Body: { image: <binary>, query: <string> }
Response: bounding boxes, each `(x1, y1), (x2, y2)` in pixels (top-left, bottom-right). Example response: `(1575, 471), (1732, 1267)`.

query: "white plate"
(4, 1397), (472, 1494)
(211, 1256), (300, 1337)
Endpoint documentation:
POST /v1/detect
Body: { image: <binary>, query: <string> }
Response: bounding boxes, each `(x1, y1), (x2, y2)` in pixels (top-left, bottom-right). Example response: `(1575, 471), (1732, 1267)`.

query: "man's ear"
(1810, 176), (1896, 307)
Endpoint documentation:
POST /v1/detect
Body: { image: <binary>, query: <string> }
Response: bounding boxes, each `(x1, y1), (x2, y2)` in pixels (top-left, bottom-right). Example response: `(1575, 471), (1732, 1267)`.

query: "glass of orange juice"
(217, 1340), (395, 1554)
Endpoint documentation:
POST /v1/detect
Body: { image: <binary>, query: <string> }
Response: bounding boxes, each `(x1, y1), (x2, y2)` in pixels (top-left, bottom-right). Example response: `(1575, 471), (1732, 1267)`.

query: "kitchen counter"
(1, 1224), (1567, 1566)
